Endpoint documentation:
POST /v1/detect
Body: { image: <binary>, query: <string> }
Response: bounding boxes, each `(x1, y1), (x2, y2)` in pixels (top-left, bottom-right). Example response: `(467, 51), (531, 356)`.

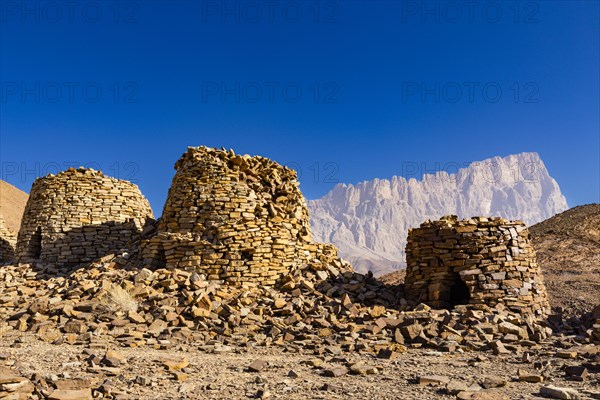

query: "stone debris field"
(0, 146), (598, 400)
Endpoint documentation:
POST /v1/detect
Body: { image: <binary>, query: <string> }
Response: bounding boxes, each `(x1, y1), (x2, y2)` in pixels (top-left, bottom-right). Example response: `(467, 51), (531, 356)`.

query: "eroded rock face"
(405, 216), (550, 316)
(308, 152), (569, 275)
(142, 146), (348, 287)
(16, 168), (154, 266)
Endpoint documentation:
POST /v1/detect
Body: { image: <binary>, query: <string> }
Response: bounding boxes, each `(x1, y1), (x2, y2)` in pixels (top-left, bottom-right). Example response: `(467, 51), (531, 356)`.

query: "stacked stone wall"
(16, 168), (154, 266)
(405, 215), (550, 315)
(142, 146), (343, 286)
(0, 216), (17, 262)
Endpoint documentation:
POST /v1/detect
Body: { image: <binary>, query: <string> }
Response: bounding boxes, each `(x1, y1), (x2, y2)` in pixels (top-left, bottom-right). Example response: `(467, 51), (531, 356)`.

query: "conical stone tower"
(142, 146), (342, 286)
(405, 216), (550, 315)
(0, 216), (17, 263)
(16, 168), (154, 267)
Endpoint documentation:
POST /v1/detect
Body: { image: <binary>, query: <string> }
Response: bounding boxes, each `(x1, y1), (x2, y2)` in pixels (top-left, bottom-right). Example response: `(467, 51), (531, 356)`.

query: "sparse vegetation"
(101, 283), (138, 313)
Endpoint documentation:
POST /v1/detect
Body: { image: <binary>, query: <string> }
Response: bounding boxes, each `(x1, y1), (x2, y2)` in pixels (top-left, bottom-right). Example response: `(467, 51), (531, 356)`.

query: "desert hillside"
(529, 204), (600, 314)
(0, 179), (29, 233)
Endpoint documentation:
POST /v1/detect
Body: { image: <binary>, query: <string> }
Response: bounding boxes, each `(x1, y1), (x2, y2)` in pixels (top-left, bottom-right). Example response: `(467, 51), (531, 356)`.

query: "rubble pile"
(548, 304), (600, 345)
(2, 255), (596, 358)
(405, 216), (550, 315)
(0, 365), (96, 400)
(15, 168), (154, 267)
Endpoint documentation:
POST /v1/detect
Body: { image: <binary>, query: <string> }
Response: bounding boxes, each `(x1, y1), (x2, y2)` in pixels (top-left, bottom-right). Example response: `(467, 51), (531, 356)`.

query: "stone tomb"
(16, 168), (154, 266)
(404, 216), (550, 315)
(0, 216), (17, 262)
(142, 146), (341, 287)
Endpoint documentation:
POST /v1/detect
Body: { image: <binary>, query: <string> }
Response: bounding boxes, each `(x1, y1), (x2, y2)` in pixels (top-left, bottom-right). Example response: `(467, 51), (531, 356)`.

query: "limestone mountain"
(308, 152), (568, 275)
(529, 204), (600, 314)
(0, 180), (28, 234)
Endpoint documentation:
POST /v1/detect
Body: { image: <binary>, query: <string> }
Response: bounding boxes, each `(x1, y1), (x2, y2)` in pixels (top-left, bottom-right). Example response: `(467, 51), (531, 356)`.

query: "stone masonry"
(405, 215), (550, 315)
(0, 216), (17, 262)
(16, 168), (154, 266)
(142, 146), (342, 287)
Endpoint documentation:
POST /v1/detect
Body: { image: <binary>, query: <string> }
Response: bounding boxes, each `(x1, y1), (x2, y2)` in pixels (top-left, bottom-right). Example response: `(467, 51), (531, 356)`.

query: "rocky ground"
(1, 329), (599, 400)
(1, 257), (599, 399)
(2, 204), (599, 399)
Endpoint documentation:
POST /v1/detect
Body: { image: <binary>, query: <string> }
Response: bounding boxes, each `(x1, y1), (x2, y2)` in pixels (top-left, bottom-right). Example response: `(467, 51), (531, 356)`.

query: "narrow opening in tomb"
(448, 274), (470, 307)
(30, 227), (42, 259)
(153, 246), (167, 268)
(241, 250), (253, 261)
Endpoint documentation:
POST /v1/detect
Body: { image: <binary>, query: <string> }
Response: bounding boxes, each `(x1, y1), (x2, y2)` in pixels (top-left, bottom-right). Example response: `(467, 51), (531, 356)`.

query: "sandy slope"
(0, 180), (29, 233)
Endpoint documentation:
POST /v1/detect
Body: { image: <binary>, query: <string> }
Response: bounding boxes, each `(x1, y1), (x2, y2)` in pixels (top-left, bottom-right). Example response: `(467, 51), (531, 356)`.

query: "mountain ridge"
(308, 152), (569, 275)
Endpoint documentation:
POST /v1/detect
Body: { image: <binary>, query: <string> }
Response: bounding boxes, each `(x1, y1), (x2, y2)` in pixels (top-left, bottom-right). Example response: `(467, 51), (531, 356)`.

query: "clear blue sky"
(1, 0), (598, 214)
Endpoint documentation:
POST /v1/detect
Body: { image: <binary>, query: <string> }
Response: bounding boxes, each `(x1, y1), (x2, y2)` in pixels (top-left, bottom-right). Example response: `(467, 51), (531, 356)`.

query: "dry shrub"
(101, 284), (138, 313)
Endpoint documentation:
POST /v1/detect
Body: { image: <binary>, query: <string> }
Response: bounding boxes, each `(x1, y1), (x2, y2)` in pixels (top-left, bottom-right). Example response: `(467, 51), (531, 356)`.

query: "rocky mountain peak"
(308, 152), (568, 275)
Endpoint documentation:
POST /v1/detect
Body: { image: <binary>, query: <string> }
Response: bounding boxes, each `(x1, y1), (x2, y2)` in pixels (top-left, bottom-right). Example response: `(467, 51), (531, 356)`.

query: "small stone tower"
(16, 168), (154, 266)
(142, 146), (340, 286)
(0, 216), (17, 263)
(405, 216), (550, 315)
